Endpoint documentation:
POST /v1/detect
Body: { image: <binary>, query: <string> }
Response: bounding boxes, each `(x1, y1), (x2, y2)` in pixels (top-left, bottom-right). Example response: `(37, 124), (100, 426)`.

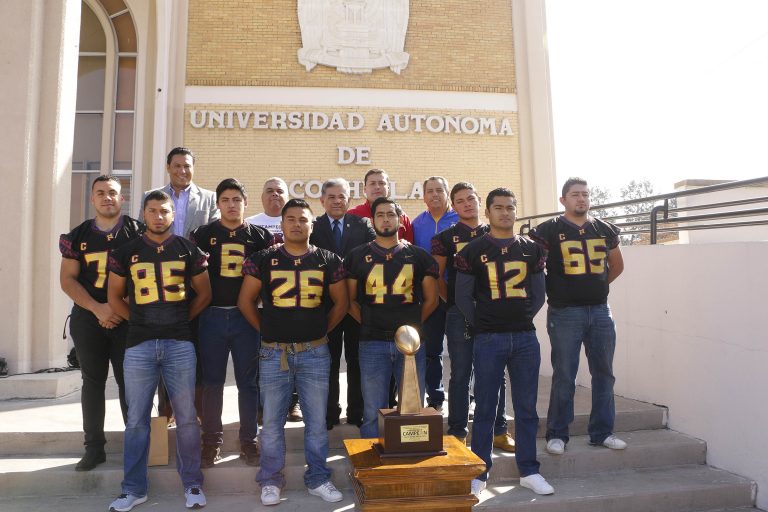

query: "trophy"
(374, 325), (446, 457)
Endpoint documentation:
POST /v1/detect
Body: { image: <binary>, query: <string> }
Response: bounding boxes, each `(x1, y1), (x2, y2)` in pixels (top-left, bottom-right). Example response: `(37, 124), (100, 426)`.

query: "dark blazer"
(310, 213), (376, 258)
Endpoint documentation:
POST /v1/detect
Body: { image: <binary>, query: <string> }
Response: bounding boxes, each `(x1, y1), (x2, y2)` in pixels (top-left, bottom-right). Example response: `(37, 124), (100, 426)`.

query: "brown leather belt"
(261, 337), (328, 371)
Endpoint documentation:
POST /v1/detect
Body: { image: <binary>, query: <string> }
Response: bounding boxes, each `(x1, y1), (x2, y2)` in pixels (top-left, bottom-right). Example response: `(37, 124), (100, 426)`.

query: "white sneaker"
(308, 480), (343, 502)
(601, 434), (627, 450)
(519, 473), (554, 495)
(470, 478), (486, 497)
(261, 485), (281, 506)
(109, 493), (148, 512)
(546, 438), (565, 455)
(468, 400), (476, 420)
(184, 487), (206, 509)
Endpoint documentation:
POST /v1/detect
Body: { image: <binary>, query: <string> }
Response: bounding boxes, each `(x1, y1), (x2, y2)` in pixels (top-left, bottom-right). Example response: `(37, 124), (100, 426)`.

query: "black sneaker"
(287, 402), (303, 422)
(240, 441), (260, 466)
(75, 449), (106, 471)
(200, 445), (221, 468)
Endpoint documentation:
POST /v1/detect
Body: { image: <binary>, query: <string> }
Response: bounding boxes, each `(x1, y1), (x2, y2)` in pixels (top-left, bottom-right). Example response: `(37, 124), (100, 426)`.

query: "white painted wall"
(536, 242), (768, 508)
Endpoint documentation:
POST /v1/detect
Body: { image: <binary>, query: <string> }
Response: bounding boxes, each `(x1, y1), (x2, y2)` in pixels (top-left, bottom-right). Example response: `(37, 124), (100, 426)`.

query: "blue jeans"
(122, 339), (202, 495)
(358, 340), (426, 439)
(546, 304), (616, 445)
(257, 342), (332, 489)
(424, 301), (447, 407)
(471, 331), (541, 480)
(198, 307), (260, 446)
(445, 306), (508, 438)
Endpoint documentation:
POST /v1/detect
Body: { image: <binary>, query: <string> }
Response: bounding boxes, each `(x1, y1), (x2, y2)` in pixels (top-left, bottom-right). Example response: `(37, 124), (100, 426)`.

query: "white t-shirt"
(245, 212), (283, 236)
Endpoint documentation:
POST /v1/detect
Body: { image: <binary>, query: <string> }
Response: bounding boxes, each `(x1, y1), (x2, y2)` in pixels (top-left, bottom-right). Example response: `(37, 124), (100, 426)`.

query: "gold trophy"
(374, 325), (446, 457)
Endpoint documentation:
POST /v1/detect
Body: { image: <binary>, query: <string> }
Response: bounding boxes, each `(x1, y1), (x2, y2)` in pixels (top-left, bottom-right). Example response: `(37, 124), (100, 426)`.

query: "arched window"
(70, 0), (137, 227)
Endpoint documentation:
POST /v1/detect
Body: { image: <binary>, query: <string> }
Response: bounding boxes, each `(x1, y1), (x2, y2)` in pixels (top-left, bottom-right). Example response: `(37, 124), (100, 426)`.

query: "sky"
(545, 0), (768, 200)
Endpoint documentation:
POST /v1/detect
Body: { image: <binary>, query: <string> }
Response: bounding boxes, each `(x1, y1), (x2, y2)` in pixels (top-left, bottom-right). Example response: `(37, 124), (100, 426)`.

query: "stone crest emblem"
(297, 0), (410, 74)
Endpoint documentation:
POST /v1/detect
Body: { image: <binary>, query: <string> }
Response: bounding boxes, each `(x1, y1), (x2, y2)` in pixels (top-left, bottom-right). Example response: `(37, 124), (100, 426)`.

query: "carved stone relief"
(297, 0), (410, 74)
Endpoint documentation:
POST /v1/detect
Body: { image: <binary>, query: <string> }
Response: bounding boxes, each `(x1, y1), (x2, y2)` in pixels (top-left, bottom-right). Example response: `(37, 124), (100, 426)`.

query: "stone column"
(0, 0), (81, 373)
(513, 0), (559, 216)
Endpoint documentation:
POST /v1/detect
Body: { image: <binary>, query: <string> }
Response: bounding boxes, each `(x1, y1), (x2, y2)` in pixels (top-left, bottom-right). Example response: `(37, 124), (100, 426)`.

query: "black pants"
(327, 315), (363, 423)
(69, 305), (128, 449)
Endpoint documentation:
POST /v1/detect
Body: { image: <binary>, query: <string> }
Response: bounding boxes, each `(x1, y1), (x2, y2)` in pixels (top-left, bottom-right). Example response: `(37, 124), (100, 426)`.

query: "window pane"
(76, 56), (106, 111)
(115, 175), (133, 217)
(79, 3), (106, 53)
(72, 114), (103, 171)
(112, 13), (137, 52)
(113, 113), (133, 170)
(69, 172), (100, 228)
(116, 57), (136, 110)
(99, 0), (127, 16)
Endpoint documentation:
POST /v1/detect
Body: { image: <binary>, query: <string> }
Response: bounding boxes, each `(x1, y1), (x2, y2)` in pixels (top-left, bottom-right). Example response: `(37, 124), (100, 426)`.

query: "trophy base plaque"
(375, 407), (446, 458)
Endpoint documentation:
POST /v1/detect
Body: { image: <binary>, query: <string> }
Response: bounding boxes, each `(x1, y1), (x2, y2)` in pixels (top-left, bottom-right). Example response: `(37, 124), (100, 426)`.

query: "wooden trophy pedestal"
(344, 436), (486, 512)
(375, 407), (446, 457)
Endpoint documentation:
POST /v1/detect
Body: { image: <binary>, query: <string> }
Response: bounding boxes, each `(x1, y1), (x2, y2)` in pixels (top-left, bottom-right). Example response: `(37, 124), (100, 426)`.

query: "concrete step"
(0, 396), (665, 456)
(475, 465), (755, 512)
(0, 449), (350, 497)
(0, 465), (756, 512)
(0, 430), (705, 498)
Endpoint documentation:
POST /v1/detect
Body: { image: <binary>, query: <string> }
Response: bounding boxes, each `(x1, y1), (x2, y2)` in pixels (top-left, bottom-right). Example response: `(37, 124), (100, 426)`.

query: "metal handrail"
(517, 176), (768, 244)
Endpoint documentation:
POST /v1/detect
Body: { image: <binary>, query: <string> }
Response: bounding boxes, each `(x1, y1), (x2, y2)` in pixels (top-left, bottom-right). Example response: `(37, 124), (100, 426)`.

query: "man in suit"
(143, 147), (219, 238)
(310, 178), (375, 430)
(142, 146), (219, 420)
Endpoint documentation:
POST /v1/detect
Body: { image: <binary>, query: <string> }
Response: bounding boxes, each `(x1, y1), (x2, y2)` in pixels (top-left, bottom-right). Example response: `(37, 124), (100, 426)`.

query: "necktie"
(332, 219), (342, 252)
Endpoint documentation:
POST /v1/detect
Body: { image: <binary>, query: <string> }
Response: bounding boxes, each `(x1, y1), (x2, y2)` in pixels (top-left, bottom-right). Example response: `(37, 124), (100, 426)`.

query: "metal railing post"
(649, 200), (668, 245)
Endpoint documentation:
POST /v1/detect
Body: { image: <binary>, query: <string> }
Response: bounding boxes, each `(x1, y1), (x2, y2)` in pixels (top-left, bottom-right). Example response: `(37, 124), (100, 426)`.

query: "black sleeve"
(242, 249), (267, 279)
(528, 220), (551, 251)
(107, 246), (128, 277)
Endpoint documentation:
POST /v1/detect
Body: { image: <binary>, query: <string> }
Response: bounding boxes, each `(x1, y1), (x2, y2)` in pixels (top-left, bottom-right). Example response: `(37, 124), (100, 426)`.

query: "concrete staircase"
(0, 372), (759, 512)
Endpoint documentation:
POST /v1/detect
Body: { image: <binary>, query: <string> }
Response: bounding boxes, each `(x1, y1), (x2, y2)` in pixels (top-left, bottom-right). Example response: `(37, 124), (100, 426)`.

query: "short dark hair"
(371, 196), (403, 217)
(450, 181), (477, 203)
(562, 177), (588, 198)
(166, 146), (195, 165)
(91, 174), (121, 191)
(364, 168), (389, 185)
(423, 176), (449, 192)
(281, 198), (313, 217)
(486, 188), (517, 209)
(216, 178), (247, 202)
(143, 190), (173, 210)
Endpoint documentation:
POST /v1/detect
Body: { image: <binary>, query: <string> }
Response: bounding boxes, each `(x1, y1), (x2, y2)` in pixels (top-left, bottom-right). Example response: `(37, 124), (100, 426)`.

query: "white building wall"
(536, 242), (768, 508)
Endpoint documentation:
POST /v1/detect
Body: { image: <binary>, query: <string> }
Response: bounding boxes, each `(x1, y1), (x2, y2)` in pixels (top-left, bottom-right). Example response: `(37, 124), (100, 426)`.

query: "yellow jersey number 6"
(220, 243), (245, 278)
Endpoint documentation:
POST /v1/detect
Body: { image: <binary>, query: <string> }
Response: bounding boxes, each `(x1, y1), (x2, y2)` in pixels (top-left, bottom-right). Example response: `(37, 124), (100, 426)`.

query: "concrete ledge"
(0, 371), (81, 399)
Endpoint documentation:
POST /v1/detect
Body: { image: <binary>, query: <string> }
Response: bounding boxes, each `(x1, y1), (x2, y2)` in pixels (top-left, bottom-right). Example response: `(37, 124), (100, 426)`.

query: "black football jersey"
(344, 241), (439, 342)
(59, 216), (143, 303)
(454, 234), (545, 333)
(528, 216), (620, 307)
(431, 223), (490, 306)
(242, 245), (343, 342)
(190, 221), (274, 307)
(108, 235), (208, 348)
